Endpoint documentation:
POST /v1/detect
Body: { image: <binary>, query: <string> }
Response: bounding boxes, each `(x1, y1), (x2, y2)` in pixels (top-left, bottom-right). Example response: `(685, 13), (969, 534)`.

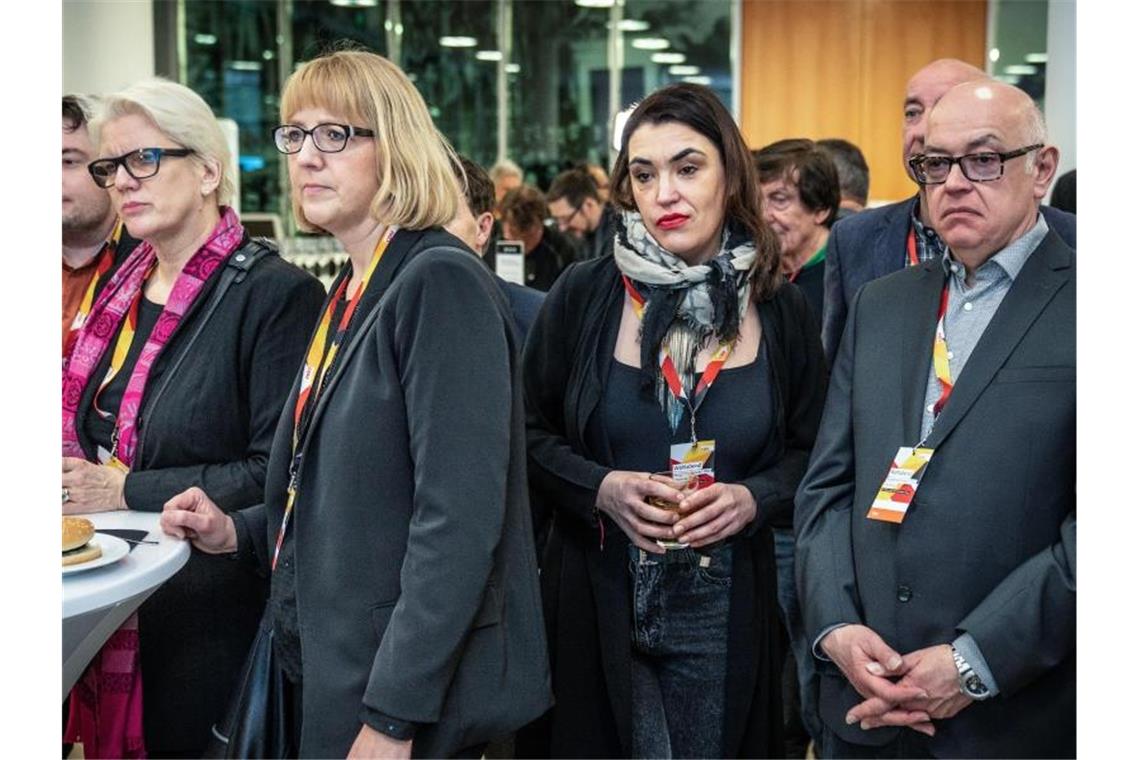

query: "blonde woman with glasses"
(161, 50), (551, 758)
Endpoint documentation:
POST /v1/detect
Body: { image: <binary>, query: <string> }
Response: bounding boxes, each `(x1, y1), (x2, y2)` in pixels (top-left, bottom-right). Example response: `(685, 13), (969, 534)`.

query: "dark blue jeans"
(628, 544), (733, 759)
(773, 526), (824, 746)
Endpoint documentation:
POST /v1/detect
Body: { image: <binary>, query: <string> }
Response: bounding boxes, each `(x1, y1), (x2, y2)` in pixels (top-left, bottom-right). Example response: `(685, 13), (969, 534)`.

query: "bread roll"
(63, 516), (95, 552)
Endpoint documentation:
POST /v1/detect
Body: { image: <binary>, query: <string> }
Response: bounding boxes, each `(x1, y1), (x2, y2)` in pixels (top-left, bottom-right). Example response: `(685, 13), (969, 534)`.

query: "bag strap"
(138, 237), (276, 435)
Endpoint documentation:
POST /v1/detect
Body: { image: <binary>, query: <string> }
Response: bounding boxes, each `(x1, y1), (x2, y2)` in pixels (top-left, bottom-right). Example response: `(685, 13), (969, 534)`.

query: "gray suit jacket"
(821, 196), (1077, 364)
(796, 231), (1075, 758)
(254, 228), (552, 757)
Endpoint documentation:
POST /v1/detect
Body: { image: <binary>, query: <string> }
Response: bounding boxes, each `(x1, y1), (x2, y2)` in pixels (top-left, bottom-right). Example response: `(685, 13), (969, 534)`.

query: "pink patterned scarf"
(62, 207), (244, 758)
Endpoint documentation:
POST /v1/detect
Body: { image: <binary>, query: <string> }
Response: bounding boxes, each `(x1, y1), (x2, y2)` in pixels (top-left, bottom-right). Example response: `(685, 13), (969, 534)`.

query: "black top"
(83, 295), (164, 454)
(793, 259), (825, 329)
(600, 340), (775, 483)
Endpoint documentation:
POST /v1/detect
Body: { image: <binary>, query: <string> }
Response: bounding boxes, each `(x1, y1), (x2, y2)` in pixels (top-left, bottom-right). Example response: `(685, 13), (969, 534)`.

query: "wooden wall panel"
(741, 1), (987, 203)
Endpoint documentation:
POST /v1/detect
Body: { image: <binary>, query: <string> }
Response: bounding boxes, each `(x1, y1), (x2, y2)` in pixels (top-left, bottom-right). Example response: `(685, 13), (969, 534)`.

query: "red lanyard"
(621, 274), (736, 442)
(273, 227), (397, 570)
(907, 227), (920, 267)
(930, 282), (953, 421)
(64, 222), (122, 358)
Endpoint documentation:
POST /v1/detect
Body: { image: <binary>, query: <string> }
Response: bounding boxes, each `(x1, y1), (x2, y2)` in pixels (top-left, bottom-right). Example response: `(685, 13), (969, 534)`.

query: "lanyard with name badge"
(866, 279), (952, 523)
(271, 227), (397, 570)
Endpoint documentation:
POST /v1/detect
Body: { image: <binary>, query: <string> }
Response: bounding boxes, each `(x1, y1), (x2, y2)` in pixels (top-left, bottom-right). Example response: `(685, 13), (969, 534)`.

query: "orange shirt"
(62, 256), (102, 355)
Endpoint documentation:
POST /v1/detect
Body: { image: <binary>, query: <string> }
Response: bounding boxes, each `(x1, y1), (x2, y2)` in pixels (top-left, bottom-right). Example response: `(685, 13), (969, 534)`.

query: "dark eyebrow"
(629, 147), (707, 167)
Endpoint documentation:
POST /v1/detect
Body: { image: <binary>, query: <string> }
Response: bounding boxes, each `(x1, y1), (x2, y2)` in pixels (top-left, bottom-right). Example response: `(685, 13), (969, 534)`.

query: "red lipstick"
(657, 213), (688, 230)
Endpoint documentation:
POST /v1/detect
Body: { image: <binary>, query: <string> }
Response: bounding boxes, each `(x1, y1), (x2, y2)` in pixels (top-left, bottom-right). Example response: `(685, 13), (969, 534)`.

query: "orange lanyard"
(273, 227), (397, 570)
(621, 274), (736, 442)
(930, 283), (953, 421)
(65, 221), (123, 356)
(906, 227), (920, 267)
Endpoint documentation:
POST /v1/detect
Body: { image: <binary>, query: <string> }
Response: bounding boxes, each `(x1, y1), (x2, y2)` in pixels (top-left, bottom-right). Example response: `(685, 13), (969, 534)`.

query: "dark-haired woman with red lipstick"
(520, 83), (829, 757)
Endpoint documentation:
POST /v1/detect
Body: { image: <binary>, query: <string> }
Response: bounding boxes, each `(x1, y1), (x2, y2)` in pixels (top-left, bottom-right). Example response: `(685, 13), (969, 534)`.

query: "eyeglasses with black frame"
(551, 203), (584, 229)
(272, 123), (375, 154)
(908, 144), (1043, 185)
(87, 147), (195, 188)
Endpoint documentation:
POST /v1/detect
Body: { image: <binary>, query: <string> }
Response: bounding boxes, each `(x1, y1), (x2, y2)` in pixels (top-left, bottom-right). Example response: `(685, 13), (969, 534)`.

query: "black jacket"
(236, 228), (553, 758)
(518, 255), (829, 757)
(72, 241), (325, 754)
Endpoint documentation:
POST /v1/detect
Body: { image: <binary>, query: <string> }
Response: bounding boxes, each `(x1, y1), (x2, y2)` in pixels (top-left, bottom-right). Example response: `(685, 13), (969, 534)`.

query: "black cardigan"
(71, 245), (325, 754)
(518, 255), (828, 757)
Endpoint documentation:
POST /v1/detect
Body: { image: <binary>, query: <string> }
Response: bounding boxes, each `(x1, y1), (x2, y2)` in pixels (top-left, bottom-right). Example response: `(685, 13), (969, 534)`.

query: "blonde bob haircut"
(91, 77), (234, 207)
(280, 50), (461, 232)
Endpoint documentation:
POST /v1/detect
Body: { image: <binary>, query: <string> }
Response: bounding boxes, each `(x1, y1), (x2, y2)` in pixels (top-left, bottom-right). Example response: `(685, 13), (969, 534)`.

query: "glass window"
(174, 0), (736, 216)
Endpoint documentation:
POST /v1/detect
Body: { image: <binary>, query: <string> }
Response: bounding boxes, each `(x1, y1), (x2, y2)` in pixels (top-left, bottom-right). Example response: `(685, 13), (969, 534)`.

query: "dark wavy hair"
(610, 83), (782, 301)
(755, 138), (842, 228)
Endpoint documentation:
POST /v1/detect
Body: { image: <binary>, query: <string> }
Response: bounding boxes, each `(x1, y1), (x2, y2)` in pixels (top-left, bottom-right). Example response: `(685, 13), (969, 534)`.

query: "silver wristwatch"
(950, 644), (991, 700)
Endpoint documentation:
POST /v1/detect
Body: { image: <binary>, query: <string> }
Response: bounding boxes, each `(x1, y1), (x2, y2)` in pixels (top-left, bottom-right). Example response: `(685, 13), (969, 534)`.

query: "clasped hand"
(820, 625), (973, 737)
(595, 471), (757, 553)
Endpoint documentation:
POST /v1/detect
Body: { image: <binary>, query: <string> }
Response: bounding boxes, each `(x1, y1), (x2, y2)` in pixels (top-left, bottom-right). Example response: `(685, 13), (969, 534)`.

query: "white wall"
(1045, 0), (1076, 177)
(63, 0), (155, 96)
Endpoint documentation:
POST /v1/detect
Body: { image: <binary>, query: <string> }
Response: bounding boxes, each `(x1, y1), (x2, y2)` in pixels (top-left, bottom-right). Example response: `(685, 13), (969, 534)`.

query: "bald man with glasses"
(796, 80), (1075, 759)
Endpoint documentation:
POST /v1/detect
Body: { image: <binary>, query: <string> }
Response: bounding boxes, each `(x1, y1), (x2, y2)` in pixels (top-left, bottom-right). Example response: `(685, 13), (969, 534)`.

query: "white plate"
(62, 534), (131, 575)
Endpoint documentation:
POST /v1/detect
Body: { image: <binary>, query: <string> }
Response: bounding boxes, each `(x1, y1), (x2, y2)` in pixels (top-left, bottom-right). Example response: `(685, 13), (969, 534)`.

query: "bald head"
(927, 81), (1047, 151)
(902, 58), (989, 173)
(922, 80), (1058, 269)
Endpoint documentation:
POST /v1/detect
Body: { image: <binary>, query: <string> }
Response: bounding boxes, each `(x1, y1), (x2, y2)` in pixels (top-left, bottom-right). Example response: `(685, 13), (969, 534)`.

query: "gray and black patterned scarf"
(613, 210), (756, 432)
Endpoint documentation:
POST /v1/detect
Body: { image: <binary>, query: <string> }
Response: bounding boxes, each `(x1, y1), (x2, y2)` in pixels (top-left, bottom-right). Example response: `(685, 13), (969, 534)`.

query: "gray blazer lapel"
(299, 231), (421, 442)
(899, 259), (946, 444)
(923, 233), (1074, 450)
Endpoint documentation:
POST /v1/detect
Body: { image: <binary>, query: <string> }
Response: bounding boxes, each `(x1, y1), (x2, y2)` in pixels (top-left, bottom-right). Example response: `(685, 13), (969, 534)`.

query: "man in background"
(62, 94), (137, 358)
(498, 185), (576, 292)
(819, 58), (1076, 364)
(546, 168), (615, 261)
(817, 138), (869, 221)
(755, 139), (840, 325)
(446, 155), (544, 340)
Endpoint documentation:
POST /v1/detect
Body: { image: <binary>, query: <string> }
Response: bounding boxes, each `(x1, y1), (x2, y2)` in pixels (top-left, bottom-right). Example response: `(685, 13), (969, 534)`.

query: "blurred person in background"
(817, 138), (869, 221)
(498, 185), (576, 291)
(447, 154), (545, 340)
(755, 139), (840, 326)
(489, 158), (524, 211)
(62, 94), (139, 359)
(162, 49), (551, 758)
(61, 78), (324, 757)
(519, 82), (827, 759)
(547, 167), (616, 261)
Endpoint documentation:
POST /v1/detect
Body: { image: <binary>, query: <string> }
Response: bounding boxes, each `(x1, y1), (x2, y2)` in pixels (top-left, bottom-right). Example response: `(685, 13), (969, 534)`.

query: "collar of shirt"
(940, 212), (1048, 284)
(909, 202), (947, 263)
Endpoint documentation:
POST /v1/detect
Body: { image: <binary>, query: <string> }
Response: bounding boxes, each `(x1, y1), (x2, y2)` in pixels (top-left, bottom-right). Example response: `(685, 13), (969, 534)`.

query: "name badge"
(866, 446), (933, 524)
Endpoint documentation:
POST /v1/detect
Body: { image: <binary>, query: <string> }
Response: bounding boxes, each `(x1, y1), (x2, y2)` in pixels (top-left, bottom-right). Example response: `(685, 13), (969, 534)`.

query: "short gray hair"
(91, 77), (234, 206)
(489, 158), (523, 182)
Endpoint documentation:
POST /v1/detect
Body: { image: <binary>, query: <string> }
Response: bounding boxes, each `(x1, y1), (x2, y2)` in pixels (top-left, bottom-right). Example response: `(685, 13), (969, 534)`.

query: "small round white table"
(62, 511), (190, 699)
